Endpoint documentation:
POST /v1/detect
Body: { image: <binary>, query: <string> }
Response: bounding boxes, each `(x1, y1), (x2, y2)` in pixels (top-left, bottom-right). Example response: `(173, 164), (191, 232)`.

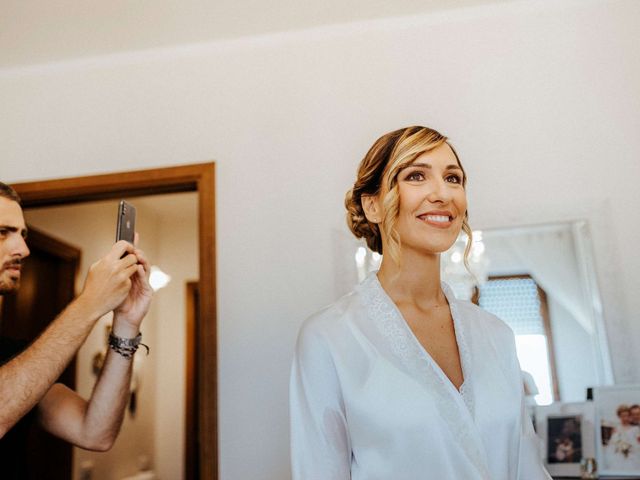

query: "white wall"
(3, 1), (640, 478)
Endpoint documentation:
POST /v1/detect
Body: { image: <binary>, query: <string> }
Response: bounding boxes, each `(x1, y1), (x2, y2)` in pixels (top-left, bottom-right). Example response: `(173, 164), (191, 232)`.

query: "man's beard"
(0, 259), (22, 295)
(0, 279), (20, 294)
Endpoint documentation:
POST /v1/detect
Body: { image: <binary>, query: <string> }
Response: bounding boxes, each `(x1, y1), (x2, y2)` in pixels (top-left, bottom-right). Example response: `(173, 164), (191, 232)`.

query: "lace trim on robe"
(445, 286), (475, 417)
(361, 273), (490, 480)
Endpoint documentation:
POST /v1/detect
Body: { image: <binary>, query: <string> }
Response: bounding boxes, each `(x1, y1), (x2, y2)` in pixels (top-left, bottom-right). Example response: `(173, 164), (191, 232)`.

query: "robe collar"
(359, 271), (492, 479)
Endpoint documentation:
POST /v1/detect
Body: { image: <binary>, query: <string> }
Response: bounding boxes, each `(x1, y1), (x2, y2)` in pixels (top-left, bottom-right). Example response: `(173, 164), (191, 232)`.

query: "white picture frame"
(535, 402), (595, 477)
(593, 384), (640, 476)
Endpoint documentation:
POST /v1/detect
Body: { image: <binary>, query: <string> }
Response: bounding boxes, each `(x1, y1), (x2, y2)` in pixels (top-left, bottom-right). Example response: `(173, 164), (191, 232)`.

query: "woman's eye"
(405, 171), (425, 181)
(446, 175), (462, 184)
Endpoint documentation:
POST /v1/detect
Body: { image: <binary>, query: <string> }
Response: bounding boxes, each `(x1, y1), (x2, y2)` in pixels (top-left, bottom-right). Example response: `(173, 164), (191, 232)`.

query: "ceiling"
(1, 0), (511, 69)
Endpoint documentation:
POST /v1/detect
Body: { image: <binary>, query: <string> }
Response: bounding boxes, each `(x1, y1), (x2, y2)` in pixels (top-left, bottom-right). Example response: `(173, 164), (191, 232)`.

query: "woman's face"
(619, 409), (631, 425)
(392, 142), (467, 257)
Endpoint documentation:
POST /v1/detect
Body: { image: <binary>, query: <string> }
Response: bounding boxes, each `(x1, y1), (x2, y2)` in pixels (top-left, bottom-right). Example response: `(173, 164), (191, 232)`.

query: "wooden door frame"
(185, 281), (199, 480)
(10, 163), (217, 480)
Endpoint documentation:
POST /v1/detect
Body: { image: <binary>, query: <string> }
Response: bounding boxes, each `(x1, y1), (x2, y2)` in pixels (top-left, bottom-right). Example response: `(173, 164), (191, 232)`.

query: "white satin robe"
(290, 273), (550, 480)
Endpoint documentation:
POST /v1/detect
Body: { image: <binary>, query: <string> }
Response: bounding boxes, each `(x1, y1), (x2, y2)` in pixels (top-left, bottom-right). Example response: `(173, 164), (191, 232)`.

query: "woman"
(290, 126), (550, 479)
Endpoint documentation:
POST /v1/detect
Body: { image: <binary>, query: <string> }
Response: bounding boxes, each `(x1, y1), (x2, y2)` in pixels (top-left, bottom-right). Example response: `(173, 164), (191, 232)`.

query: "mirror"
(467, 221), (613, 404)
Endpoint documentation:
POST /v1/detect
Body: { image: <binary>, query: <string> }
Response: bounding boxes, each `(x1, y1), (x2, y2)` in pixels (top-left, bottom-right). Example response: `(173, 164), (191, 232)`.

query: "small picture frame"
(535, 402), (595, 477)
(593, 384), (640, 476)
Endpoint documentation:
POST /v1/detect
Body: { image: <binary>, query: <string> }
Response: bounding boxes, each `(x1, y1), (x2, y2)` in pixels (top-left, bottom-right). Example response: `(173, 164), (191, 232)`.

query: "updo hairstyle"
(345, 126), (472, 265)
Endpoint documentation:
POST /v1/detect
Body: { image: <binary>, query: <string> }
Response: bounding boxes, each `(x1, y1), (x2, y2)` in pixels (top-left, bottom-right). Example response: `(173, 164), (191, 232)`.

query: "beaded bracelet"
(108, 332), (150, 359)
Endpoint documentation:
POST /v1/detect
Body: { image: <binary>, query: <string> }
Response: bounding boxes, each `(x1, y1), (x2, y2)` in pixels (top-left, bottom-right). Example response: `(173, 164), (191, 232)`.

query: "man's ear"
(361, 195), (382, 224)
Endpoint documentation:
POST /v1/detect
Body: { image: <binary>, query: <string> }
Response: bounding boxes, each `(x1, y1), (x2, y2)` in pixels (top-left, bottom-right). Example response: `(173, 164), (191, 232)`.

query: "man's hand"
(35, 238), (152, 450)
(0, 237), (152, 443)
(77, 241), (140, 320)
(112, 235), (153, 337)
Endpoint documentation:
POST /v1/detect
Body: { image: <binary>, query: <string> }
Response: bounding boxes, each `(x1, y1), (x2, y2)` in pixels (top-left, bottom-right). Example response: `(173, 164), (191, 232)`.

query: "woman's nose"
(426, 179), (452, 203)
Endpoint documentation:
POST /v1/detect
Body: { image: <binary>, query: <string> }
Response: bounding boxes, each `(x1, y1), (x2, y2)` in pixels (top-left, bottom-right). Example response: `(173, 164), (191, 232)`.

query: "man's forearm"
(36, 317), (139, 450)
(0, 298), (101, 437)
(75, 320), (138, 449)
(81, 355), (133, 448)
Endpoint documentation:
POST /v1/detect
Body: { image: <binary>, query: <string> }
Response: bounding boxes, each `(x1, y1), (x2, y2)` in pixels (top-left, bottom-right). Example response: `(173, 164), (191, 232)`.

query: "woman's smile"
(417, 210), (455, 228)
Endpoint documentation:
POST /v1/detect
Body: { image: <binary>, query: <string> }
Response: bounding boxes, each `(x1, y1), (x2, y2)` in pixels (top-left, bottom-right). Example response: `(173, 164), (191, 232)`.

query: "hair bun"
(345, 187), (383, 254)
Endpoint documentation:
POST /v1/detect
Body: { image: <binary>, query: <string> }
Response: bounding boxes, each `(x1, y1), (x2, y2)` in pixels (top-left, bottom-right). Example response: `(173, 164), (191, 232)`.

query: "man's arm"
(36, 246), (153, 450)
(0, 241), (139, 438)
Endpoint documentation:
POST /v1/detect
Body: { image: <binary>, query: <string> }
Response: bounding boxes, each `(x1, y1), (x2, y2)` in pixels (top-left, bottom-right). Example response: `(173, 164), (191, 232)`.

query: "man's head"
(0, 182), (29, 294)
(630, 404), (640, 426)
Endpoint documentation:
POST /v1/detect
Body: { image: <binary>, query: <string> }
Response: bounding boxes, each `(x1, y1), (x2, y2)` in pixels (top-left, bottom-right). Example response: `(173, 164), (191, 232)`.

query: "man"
(0, 182), (152, 473)
(631, 404), (640, 427)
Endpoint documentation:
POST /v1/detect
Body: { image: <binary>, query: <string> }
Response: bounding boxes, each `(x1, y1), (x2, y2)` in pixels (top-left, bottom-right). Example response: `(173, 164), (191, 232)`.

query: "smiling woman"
(290, 126), (551, 480)
(344, 127), (473, 267)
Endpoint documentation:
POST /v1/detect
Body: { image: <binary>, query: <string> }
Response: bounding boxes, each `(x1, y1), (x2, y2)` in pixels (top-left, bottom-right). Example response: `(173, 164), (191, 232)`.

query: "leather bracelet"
(108, 332), (150, 359)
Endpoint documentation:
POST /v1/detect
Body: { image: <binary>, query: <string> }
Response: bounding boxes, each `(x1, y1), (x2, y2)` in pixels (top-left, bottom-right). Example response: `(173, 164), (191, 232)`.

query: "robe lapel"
(362, 274), (492, 479)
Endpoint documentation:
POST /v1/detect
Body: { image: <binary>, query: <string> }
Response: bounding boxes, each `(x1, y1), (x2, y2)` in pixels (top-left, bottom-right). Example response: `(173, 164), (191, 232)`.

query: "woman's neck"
(376, 247), (446, 308)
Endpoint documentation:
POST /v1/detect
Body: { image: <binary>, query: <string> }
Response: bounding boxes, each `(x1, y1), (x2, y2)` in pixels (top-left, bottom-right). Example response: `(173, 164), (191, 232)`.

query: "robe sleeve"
(290, 319), (351, 480)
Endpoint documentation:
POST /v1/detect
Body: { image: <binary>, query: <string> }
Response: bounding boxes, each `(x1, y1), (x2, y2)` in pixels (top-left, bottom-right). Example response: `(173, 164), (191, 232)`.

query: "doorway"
(11, 163), (217, 480)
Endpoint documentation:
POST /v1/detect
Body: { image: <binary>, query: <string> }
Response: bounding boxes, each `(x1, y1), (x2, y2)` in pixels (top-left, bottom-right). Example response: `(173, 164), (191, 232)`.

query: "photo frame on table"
(535, 402), (595, 477)
(593, 384), (640, 476)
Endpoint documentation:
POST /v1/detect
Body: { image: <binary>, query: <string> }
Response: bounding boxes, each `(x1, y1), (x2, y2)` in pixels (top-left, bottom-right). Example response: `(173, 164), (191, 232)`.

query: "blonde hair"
(345, 126), (472, 266)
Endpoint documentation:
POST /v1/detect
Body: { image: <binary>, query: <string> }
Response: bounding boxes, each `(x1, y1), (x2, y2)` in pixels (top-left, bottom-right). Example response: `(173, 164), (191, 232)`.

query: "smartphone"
(116, 200), (136, 244)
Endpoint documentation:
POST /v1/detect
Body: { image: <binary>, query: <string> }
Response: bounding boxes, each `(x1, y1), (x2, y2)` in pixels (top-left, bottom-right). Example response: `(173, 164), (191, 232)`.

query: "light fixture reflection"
(355, 247), (367, 268)
(441, 230), (489, 301)
(354, 245), (383, 282)
(149, 265), (171, 291)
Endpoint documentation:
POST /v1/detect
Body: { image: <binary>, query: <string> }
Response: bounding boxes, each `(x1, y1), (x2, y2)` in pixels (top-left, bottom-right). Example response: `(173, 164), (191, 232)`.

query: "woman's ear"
(361, 194), (382, 224)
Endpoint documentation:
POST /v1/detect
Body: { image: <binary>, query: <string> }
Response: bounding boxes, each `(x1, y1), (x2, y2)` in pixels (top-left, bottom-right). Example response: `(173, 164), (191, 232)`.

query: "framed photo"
(593, 384), (640, 476)
(535, 402), (595, 477)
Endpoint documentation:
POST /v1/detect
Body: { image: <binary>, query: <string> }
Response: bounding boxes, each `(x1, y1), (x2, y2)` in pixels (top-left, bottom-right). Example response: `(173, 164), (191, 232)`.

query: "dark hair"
(0, 182), (21, 203)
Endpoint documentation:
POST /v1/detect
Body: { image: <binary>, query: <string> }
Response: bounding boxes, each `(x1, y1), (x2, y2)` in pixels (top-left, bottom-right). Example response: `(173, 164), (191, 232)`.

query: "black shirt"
(0, 337), (35, 479)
